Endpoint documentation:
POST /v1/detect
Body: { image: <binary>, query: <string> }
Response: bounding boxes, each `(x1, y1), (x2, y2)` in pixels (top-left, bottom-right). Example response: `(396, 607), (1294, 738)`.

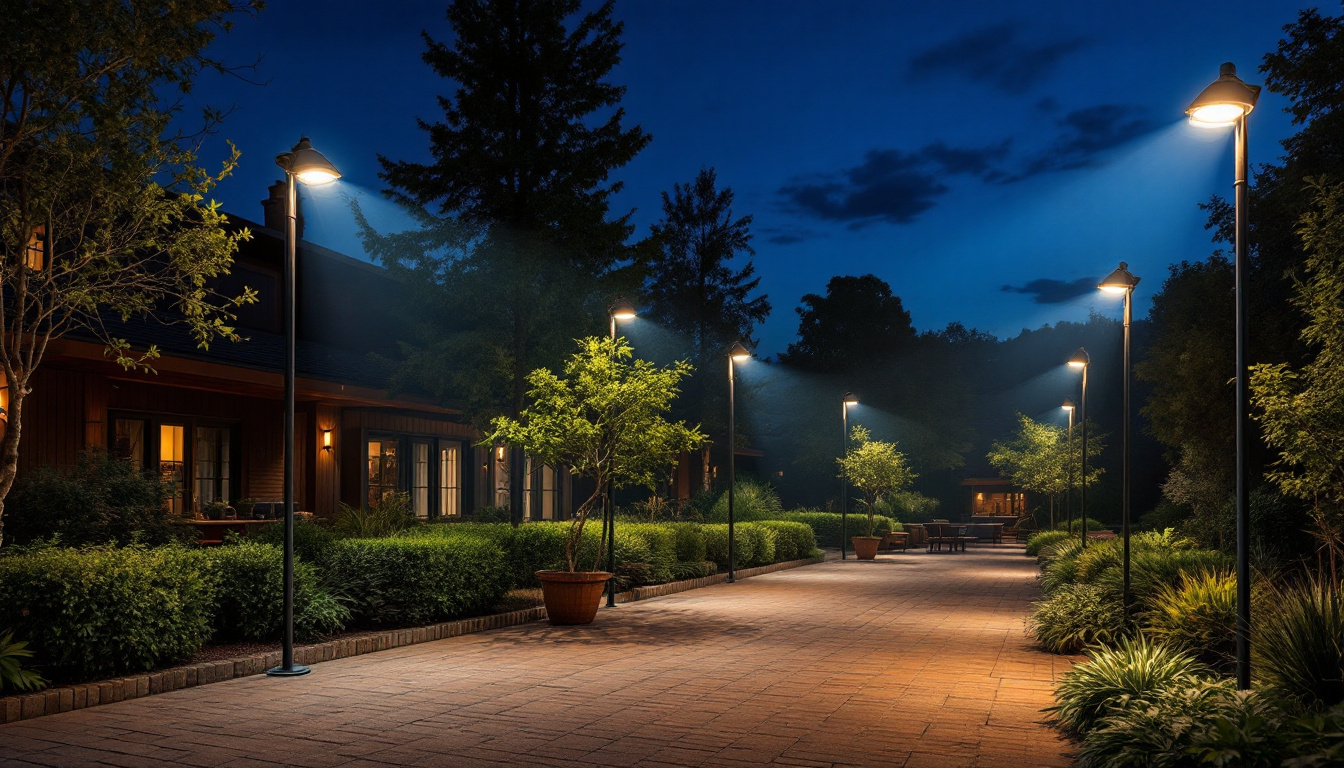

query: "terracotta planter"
(536, 570), (613, 625)
(851, 536), (881, 560)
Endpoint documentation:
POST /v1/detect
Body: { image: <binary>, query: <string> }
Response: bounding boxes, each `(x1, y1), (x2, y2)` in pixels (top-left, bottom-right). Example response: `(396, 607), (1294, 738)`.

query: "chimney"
(261, 180), (304, 241)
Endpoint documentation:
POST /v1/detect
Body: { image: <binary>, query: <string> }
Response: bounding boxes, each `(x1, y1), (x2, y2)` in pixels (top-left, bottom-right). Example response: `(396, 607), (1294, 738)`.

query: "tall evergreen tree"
(779, 275), (915, 372)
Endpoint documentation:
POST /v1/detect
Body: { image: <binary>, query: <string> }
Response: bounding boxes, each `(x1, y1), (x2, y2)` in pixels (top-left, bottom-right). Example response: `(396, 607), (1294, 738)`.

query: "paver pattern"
(0, 546), (1075, 767)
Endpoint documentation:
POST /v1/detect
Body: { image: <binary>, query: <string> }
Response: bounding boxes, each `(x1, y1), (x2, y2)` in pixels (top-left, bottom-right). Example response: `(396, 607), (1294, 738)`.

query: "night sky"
(193, 0), (1312, 357)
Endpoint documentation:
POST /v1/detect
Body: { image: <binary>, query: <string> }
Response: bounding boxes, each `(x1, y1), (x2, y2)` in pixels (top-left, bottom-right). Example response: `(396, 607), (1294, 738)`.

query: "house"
(959, 477), (1030, 520)
(12, 183), (573, 522)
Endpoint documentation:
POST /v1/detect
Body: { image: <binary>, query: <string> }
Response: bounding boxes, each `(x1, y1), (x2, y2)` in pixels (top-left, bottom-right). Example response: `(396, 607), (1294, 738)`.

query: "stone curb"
(0, 554), (825, 724)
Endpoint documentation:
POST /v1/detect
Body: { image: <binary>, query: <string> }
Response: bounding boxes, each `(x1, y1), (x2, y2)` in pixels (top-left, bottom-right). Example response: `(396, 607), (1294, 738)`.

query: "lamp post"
(1187, 62), (1261, 691)
(268, 138), (340, 678)
(1100, 263), (1141, 618)
(727, 342), (751, 583)
(1062, 399), (1076, 536)
(605, 297), (636, 607)
(1067, 349), (1089, 550)
(840, 392), (858, 559)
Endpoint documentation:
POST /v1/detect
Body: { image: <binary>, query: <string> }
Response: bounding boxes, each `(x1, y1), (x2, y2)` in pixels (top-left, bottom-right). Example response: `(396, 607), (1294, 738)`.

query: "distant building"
(959, 477), (1030, 519)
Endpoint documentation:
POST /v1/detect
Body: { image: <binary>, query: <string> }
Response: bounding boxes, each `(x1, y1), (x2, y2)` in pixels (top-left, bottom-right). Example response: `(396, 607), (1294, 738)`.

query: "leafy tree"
(0, 0), (260, 546)
(988, 414), (1104, 526)
(1251, 179), (1344, 582)
(837, 426), (914, 538)
(485, 337), (704, 571)
(780, 275), (915, 372)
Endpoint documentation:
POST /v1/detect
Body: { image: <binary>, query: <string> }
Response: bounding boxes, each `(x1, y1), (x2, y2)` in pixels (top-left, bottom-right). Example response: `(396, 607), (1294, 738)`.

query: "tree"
(641, 167), (768, 440)
(1251, 179), (1344, 583)
(485, 337), (704, 571)
(0, 0), (260, 547)
(987, 414), (1104, 525)
(779, 275), (915, 372)
(837, 426), (914, 538)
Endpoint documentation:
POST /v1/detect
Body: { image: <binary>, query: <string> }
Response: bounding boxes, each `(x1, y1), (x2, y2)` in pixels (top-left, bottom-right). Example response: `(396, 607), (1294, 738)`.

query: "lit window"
(439, 443), (461, 517)
(367, 439), (398, 506)
(24, 225), (44, 271)
(160, 425), (185, 516)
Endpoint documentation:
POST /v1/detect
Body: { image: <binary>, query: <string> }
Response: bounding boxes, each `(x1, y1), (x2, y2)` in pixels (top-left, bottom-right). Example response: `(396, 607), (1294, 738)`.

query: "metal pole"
(728, 357), (736, 583)
(1122, 289), (1132, 618)
(606, 315), (617, 607)
(1080, 365), (1088, 550)
(267, 172), (308, 677)
(840, 401), (848, 560)
(1066, 409), (1074, 534)
(1234, 114), (1251, 690)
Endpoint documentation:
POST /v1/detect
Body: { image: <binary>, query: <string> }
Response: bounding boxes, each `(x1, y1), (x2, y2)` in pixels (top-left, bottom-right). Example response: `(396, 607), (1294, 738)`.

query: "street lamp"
(727, 341), (751, 583)
(1062, 399), (1076, 534)
(268, 138), (340, 679)
(1067, 348), (1090, 550)
(1187, 62), (1260, 691)
(840, 392), (859, 560)
(605, 297), (637, 607)
(1100, 262), (1141, 618)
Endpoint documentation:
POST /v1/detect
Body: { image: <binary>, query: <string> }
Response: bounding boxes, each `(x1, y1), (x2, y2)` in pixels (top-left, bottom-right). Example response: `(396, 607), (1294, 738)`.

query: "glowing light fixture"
(1067, 348), (1090, 369)
(843, 392), (859, 406)
(609, 296), (637, 321)
(322, 429), (332, 451)
(1098, 262), (1140, 294)
(728, 341), (751, 362)
(726, 341), (753, 583)
(280, 137), (342, 185)
(1187, 62), (1261, 127)
(1061, 398), (1076, 412)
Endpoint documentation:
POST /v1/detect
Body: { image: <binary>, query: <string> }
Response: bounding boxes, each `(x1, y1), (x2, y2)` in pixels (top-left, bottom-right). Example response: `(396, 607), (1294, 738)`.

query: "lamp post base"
(265, 664), (311, 677)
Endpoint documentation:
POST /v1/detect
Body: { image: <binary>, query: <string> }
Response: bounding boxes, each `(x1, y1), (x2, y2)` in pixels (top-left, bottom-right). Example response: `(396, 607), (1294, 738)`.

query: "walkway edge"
(0, 554), (825, 724)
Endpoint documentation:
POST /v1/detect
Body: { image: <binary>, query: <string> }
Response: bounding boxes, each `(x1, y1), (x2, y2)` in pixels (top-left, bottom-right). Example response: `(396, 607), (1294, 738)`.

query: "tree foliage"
(485, 337), (705, 571)
(0, 0), (260, 545)
(988, 414), (1105, 514)
(780, 275), (915, 372)
(837, 426), (914, 537)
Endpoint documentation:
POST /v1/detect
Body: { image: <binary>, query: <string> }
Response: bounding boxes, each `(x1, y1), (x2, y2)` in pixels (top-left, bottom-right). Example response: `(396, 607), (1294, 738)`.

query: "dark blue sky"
(193, 0), (1313, 356)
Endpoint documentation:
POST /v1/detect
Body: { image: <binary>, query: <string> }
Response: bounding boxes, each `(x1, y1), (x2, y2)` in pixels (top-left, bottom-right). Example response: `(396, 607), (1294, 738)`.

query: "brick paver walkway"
(0, 546), (1075, 767)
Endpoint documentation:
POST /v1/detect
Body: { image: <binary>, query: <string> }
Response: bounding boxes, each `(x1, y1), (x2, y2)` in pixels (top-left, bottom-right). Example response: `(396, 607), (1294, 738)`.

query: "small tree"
(837, 426), (915, 537)
(988, 413), (1105, 525)
(485, 337), (704, 571)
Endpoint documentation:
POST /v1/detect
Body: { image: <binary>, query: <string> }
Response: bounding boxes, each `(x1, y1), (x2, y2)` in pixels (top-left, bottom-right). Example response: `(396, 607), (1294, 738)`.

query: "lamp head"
(276, 137), (341, 185)
(1067, 348), (1090, 369)
(1187, 62), (1261, 127)
(1062, 398), (1076, 412)
(842, 391), (859, 406)
(728, 341), (751, 362)
(609, 296), (637, 320)
(1099, 261), (1140, 294)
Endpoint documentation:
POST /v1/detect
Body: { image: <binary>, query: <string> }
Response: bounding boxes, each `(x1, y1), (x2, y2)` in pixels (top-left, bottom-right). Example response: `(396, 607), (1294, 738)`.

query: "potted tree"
(486, 337), (704, 624)
(838, 426), (915, 560)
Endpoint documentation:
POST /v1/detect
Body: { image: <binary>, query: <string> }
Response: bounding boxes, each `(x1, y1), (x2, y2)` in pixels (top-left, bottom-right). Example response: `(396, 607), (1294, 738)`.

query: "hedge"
(326, 537), (511, 626)
(0, 545), (212, 683)
(203, 541), (348, 642)
(754, 521), (817, 562)
(770, 511), (895, 547)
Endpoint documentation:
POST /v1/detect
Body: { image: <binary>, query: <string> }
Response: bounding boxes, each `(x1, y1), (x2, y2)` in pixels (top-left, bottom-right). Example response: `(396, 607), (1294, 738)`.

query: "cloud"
(780, 141), (1009, 227)
(1001, 277), (1098, 304)
(761, 226), (825, 245)
(909, 24), (1087, 93)
(1011, 104), (1154, 180)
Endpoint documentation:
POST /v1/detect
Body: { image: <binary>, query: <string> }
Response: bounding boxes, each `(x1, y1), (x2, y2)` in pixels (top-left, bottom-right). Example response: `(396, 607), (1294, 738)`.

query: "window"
(439, 442), (461, 517)
(493, 445), (510, 508)
(367, 439), (398, 507)
(540, 464), (558, 520)
(160, 424), (185, 516)
(524, 459), (559, 520)
(193, 427), (231, 508)
(25, 225), (44, 271)
(411, 442), (430, 518)
(113, 419), (147, 472)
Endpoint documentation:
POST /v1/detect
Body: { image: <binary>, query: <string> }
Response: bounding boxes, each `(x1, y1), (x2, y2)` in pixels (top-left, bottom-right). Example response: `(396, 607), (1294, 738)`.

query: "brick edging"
(0, 554), (825, 724)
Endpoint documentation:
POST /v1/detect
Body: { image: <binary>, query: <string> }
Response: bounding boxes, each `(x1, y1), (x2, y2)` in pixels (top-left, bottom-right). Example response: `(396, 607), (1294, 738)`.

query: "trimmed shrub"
(754, 520), (816, 562)
(203, 541), (348, 642)
(1144, 569), (1238, 670)
(1030, 582), (1124, 654)
(739, 523), (777, 567)
(771, 511), (895, 548)
(0, 545), (211, 683)
(5, 451), (184, 547)
(874, 490), (939, 523)
(1255, 580), (1344, 708)
(667, 522), (707, 564)
(706, 480), (784, 522)
(249, 517), (339, 568)
(702, 523), (753, 570)
(327, 537), (511, 626)
(1025, 529), (1071, 558)
(620, 524), (679, 583)
(1055, 517), (1108, 534)
(1052, 634), (1209, 734)
(670, 561), (717, 580)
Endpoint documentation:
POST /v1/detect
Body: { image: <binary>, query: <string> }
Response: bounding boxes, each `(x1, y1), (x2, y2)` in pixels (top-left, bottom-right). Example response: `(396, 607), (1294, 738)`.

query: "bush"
(1025, 529), (1072, 558)
(1255, 579), (1344, 709)
(874, 490), (939, 523)
(0, 629), (46, 693)
(620, 524), (679, 583)
(1055, 517), (1108, 534)
(706, 480), (784, 523)
(407, 522), (567, 589)
(702, 523), (752, 570)
(0, 545), (212, 683)
(249, 517), (339, 568)
(468, 505), (512, 523)
(203, 541), (348, 642)
(326, 537), (511, 626)
(739, 523), (777, 567)
(667, 522), (707, 564)
(670, 561), (716, 580)
(754, 521), (817, 562)
(1144, 569), (1238, 670)
(1030, 582), (1124, 654)
(4, 451), (184, 547)
(1052, 634), (1209, 734)
(771, 511), (894, 548)
(332, 492), (418, 538)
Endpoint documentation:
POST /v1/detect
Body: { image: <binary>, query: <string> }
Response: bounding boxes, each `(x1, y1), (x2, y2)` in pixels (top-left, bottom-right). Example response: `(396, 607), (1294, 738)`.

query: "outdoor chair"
(926, 523), (957, 553)
(952, 525), (974, 552)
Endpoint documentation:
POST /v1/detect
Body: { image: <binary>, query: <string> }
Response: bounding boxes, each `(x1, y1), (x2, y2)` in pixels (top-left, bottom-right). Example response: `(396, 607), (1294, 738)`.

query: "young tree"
(837, 426), (915, 538)
(0, 0), (260, 547)
(485, 337), (704, 571)
(987, 414), (1104, 525)
(1252, 179), (1344, 583)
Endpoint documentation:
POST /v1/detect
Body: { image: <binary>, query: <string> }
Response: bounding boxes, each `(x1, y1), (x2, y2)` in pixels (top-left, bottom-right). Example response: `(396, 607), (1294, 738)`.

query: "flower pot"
(851, 536), (881, 560)
(536, 570), (613, 625)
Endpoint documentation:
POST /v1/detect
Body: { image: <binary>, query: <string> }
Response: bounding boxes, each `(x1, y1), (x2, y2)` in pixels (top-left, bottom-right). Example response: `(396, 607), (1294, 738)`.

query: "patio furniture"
(879, 531), (909, 553)
(926, 523), (959, 553)
(178, 519), (277, 546)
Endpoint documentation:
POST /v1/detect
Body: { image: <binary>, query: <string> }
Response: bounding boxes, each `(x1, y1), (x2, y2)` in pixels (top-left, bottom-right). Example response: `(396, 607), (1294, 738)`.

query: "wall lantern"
(496, 445), (506, 461)
(321, 429), (332, 451)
